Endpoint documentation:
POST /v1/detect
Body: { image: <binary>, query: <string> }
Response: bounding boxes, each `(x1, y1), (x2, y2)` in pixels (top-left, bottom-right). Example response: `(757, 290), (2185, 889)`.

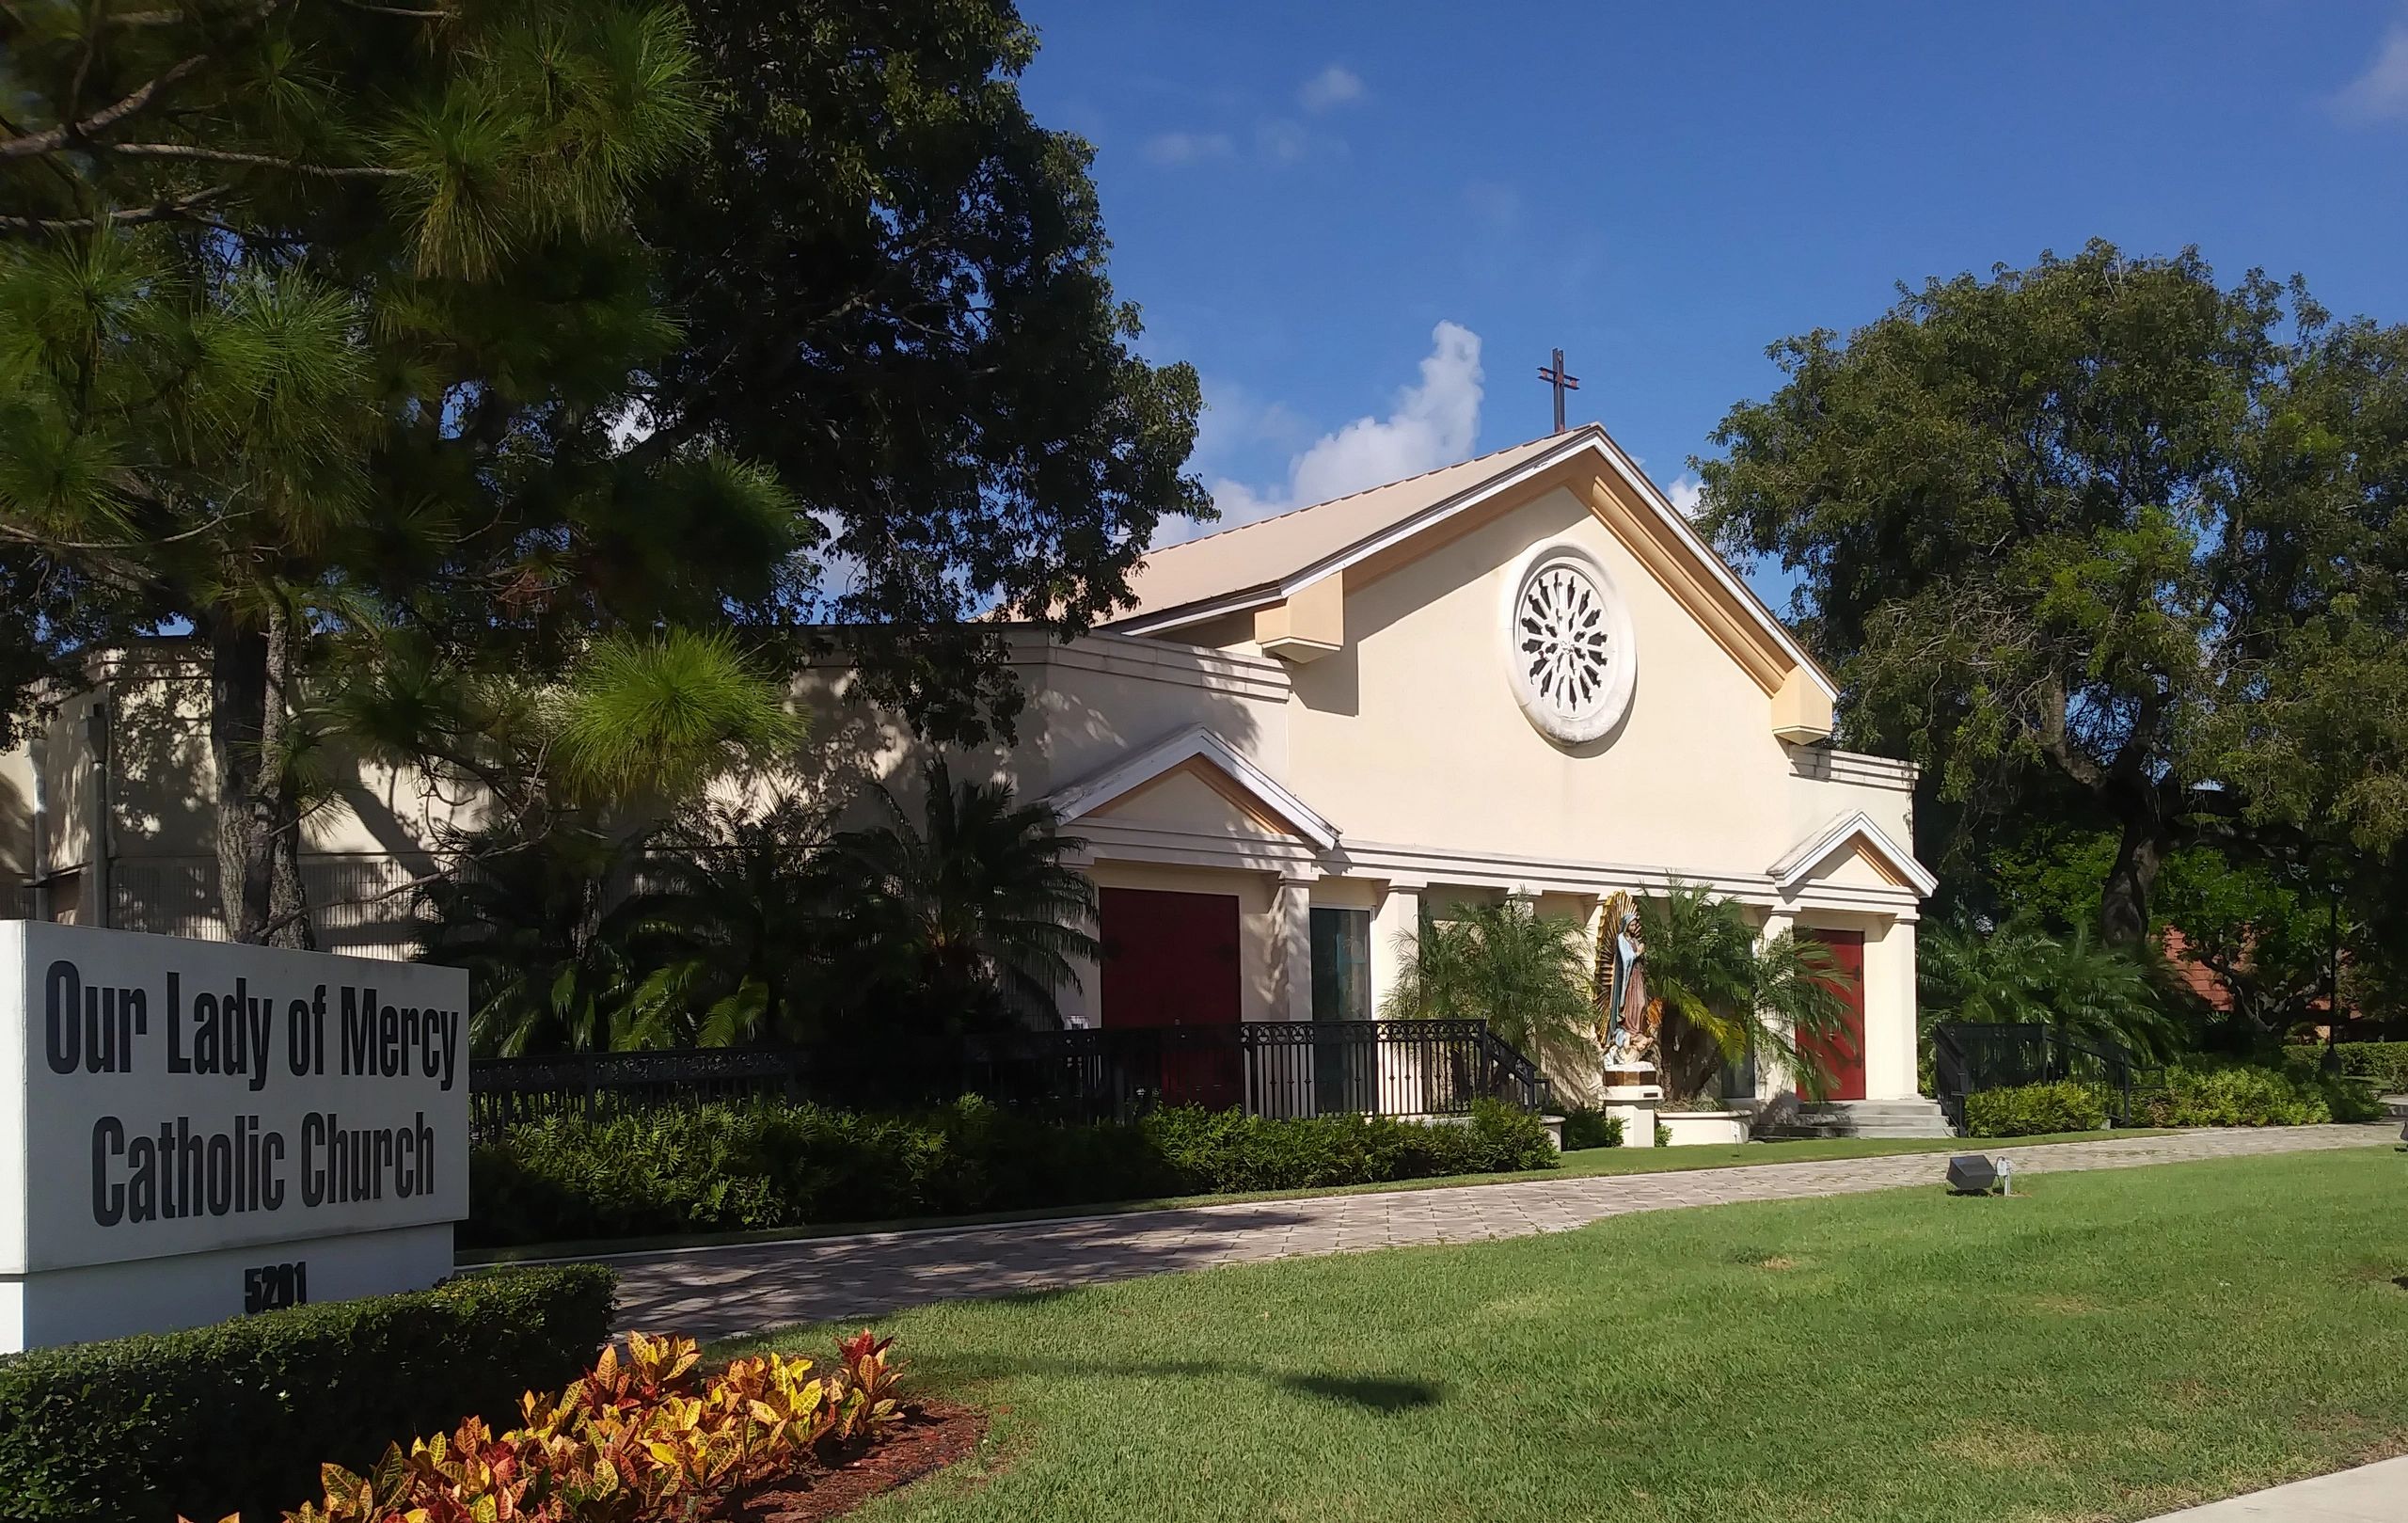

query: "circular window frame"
(1500, 540), (1637, 745)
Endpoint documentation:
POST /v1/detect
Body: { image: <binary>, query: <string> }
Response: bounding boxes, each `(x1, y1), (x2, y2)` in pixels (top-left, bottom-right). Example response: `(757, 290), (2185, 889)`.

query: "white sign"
(0, 923), (469, 1349)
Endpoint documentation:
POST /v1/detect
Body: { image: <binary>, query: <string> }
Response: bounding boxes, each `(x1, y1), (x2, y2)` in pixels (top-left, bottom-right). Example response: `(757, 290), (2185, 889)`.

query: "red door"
(1797, 928), (1867, 1101)
(1099, 888), (1244, 1109)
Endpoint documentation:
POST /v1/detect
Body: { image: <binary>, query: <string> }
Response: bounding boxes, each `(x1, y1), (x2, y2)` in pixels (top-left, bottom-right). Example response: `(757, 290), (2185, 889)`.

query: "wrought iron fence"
(469, 1019), (1554, 1137)
(1931, 1022), (2153, 1128)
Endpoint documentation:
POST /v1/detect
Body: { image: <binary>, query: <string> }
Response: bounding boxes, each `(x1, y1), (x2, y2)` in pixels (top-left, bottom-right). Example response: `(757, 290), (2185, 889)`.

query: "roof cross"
(1536, 347), (1580, 435)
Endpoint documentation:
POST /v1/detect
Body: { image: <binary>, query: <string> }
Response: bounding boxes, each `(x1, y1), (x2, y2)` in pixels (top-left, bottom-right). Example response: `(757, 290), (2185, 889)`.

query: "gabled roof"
(1770, 811), (1938, 898)
(1047, 724), (1339, 851)
(1106, 423), (1838, 703)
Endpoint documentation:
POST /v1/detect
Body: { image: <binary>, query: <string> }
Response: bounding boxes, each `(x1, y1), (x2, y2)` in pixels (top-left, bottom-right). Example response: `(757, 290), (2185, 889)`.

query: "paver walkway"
(2138, 1453), (2408, 1520)
(595, 1122), (2394, 1339)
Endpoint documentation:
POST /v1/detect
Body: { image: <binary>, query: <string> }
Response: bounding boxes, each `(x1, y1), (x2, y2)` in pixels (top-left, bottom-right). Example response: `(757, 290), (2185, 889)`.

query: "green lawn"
(737, 1147), (2408, 1523)
(463, 1130), (2153, 1264)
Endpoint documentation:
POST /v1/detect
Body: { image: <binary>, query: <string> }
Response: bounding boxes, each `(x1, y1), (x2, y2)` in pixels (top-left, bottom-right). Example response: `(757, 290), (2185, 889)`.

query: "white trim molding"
(1769, 811), (1939, 898)
(1046, 723), (1340, 852)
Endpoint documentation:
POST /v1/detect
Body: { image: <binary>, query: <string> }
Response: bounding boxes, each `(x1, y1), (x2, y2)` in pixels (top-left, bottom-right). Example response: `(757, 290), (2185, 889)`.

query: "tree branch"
(105, 142), (404, 178)
(2029, 672), (2107, 791)
(0, 53), (211, 159)
(0, 182), (230, 232)
(0, 0), (288, 161)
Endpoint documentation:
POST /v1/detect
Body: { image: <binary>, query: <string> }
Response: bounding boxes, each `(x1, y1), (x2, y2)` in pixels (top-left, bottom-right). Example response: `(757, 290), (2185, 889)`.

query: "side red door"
(1099, 888), (1244, 1109)
(1797, 928), (1867, 1102)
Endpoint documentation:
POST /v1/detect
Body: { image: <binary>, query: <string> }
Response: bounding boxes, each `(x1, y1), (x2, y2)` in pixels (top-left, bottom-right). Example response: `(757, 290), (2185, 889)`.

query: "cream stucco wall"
(1277, 484), (1803, 874)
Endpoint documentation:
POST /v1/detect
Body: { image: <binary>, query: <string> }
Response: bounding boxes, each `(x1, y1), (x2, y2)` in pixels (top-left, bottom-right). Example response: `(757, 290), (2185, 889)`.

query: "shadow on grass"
(1276, 1374), (1443, 1413)
(914, 1352), (1446, 1415)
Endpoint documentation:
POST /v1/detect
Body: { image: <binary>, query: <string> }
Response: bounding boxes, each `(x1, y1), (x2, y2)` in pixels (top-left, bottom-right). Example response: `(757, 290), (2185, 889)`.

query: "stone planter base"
(1601, 1082), (1662, 1149)
(1659, 1109), (1751, 1147)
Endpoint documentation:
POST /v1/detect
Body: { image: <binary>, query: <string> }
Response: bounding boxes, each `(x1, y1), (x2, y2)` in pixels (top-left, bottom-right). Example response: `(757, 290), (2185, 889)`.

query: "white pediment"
(1770, 811), (1938, 898)
(1048, 725), (1339, 851)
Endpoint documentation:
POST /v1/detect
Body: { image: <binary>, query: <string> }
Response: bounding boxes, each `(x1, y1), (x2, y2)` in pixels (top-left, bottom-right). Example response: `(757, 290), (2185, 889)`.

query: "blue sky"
(1018, 1), (2408, 600)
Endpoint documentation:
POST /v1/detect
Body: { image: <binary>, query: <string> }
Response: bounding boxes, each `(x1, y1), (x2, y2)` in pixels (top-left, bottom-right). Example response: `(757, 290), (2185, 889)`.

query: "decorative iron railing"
(470, 1020), (1555, 1137)
(1931, 1022), (2152, 1128)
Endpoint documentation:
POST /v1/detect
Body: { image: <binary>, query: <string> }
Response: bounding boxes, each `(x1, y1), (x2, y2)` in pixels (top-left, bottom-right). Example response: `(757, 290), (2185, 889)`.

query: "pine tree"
(1, 0), (808, 943)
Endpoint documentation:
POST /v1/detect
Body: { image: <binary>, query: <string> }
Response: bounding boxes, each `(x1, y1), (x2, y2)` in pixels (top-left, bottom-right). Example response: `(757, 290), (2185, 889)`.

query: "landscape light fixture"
(1945, 1154), (1999, 1195)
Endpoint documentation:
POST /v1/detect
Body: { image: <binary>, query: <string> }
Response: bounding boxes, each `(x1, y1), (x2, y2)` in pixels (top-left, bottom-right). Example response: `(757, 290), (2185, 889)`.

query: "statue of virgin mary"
(1602, 899), (1652, 1067)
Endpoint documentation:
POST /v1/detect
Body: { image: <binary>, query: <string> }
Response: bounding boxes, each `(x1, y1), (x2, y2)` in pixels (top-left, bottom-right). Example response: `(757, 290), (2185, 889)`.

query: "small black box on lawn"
(1946, 1155), (1999, 1194)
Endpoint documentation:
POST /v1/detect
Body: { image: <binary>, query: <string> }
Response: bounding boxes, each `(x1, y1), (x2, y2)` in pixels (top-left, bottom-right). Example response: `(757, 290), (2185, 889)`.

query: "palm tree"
(1637, 883), (1854, 1103)
(1380, 899), (1599, 1085)
(615, 795), (832, 1049)
(1917, 918), (2055, 1027)
(1922, 917), (2182, 1062)
(822, 757), (1101, 1032)
(418, 823), (651, 1055)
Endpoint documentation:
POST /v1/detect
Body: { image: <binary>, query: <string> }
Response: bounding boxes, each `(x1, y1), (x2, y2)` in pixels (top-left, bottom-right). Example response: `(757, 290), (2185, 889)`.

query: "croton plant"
(185, 1329), (905, 1523)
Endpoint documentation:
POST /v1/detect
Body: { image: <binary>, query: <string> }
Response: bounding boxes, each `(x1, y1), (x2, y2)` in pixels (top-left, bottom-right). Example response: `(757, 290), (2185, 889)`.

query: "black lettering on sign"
(48, 960), (146, 1074)
(243, 1260), (309, 1315)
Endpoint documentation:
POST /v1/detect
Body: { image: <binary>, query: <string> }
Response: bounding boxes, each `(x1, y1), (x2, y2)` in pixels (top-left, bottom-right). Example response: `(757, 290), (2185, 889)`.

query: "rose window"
(1504, 546), (1636, 744)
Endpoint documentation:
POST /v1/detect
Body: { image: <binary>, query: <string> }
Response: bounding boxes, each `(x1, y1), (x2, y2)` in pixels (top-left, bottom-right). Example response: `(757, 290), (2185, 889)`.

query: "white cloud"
(1299, 64), (1366, 113)
(1255, 119), (1312, 163)
(1664, 473), (1705, 520)
(1144, 131), (1236, 166)
(2334, 18), (2408, 121)
(1203, 322), (1485, 530)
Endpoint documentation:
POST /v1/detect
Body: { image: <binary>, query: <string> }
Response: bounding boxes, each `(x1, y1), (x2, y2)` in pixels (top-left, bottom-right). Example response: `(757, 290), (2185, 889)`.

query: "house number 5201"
(243, 1261), (309, 1314)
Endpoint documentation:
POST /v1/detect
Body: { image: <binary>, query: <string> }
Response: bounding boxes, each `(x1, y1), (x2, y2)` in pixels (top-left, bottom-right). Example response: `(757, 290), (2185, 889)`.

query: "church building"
(0, 424), (1939, 1125)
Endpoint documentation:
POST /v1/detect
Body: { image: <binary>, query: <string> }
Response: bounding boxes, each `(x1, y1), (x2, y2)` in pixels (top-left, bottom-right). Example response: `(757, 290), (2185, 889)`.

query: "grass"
(461, 1129), (2157, 1264)
(735, 1148), (2408, 1523)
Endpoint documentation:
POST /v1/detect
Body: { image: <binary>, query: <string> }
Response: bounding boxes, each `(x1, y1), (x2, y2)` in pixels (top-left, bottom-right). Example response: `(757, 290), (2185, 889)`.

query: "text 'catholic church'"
(0, 425), (1941, 1126)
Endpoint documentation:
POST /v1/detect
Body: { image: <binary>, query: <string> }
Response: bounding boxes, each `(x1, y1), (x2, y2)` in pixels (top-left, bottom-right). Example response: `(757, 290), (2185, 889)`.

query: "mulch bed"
(732, 1402), (991, 1521)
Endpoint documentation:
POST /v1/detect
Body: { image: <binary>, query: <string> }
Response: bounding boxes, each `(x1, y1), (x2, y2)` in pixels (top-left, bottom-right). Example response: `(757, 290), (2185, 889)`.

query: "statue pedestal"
(1601, 1061), (1662, 1149)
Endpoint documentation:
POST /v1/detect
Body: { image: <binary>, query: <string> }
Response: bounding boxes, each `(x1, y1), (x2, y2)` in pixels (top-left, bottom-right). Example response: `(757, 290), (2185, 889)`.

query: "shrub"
(1964, 1081), (2109, 1137)
(2282, 1041), (2408, 1093)
(469, 1096), (1560, 1246)
(1560, 1107), (1625, 1150)
(260, 1329), (904, 1523)
(2134, 1063), (2384, 1128)
(0, 1264), (614, 1523)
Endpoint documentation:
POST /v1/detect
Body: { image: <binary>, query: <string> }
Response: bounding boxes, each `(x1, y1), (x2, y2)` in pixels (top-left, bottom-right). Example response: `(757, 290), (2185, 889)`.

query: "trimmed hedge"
(2283, 1041), (2408, 1093)
(469, 1097), (1560, 1247)
(1964, 1081), (2109, 1137)
(1559, 1107), (1626, 1150)
(0, 1263), (614, 1523)
(2135, 1063), (2384, 1128)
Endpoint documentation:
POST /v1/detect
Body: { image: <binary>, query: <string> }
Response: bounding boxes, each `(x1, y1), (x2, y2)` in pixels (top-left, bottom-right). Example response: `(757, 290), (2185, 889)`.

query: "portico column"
(1274, 873), (1317, 1024)
(1059, 856), (1101, 1029)
(1861, 917), (1920, 1100)
(1370, 879), (1427, 1114)
(1755, 909), (1798, 1102)
(1370, 879), (1426, 1017)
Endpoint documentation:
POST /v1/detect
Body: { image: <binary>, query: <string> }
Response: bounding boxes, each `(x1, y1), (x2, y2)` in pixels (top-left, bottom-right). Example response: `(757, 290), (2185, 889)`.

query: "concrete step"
(1754, 1097), (1956, 1141)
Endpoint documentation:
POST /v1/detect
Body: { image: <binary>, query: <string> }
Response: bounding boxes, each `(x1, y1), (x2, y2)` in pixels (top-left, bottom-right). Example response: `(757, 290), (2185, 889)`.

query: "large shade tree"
(1, 0), (809, 943)
(628, 0), (1211, 743)
(1699, 242), (2408, 948)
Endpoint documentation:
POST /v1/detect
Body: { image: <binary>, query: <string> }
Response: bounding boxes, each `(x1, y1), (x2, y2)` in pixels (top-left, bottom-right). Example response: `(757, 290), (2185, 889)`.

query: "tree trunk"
(209, 604), (314, 947)
(2099, 811), (2167, 949)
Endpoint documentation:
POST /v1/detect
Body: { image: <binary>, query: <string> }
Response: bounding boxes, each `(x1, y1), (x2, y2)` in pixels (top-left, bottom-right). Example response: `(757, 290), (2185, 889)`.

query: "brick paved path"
(595, 1123), (2395, 1339)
